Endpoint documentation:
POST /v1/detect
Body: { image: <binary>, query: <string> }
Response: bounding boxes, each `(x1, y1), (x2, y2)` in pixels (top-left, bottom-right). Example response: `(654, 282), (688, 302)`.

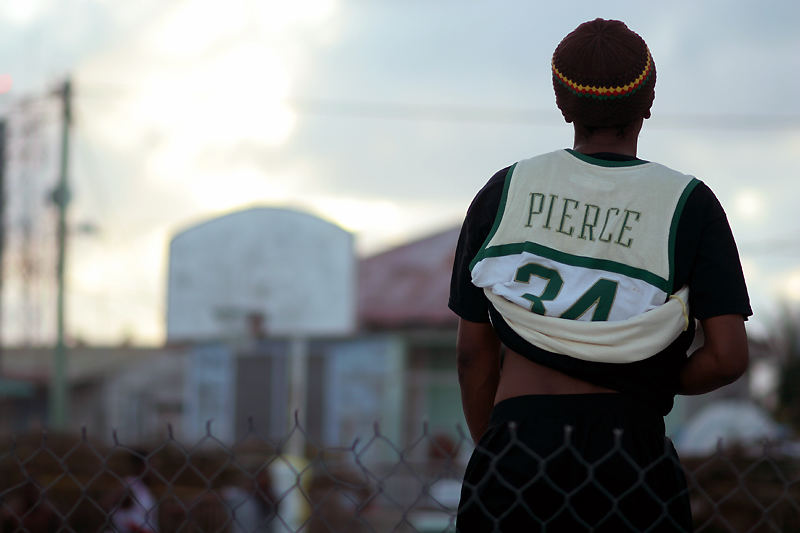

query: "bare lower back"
(494, 349), (618, 404)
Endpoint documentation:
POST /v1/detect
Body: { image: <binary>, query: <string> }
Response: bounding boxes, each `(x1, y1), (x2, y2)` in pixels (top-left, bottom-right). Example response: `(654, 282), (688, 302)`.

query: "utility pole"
(0, 120), (5, 373)
(49, 78), (71, 429)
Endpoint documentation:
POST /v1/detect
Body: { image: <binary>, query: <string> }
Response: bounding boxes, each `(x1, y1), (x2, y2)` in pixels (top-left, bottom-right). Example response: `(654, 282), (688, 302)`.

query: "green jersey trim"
(668, 177), (701, 291)
(565, 148), (650, 167)
(474, 240), (670, 292)
(469, 162), (516, 271)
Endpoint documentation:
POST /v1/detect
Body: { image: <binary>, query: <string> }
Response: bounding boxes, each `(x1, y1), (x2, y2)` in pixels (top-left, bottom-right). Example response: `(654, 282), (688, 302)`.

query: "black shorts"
(457, 394), (692, 532)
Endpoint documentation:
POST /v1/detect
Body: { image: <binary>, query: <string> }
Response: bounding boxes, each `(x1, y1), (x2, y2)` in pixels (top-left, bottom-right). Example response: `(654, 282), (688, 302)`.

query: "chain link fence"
(1, 419), (798, 532)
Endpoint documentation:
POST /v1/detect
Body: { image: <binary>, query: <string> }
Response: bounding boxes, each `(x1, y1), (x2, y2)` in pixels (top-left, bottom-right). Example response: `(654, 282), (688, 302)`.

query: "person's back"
(449, 18), (751, 532)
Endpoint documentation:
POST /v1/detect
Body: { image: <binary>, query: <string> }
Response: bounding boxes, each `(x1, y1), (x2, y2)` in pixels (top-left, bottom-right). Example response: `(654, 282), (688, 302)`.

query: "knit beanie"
(552, 19), (656, 128)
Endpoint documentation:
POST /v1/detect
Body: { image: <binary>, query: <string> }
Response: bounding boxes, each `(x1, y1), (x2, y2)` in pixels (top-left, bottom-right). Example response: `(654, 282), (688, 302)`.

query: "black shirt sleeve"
(673, 182), (752, 320)
(448, 167), (510, 322)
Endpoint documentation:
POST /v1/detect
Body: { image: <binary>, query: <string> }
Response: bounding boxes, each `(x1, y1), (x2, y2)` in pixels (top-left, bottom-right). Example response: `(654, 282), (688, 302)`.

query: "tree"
(772, 303), (800, 433)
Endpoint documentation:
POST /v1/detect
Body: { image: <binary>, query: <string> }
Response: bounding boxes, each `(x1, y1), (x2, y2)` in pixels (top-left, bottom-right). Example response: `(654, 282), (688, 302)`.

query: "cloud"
(6, 0), (798, 344)
(0, 0), (49, 26)
(65, 0), (342, 343)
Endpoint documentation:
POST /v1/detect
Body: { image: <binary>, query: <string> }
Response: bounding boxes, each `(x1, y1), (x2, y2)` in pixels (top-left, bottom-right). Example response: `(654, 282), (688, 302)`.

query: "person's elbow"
(703, 314), (750, 385)
(712, 342), (749, 386)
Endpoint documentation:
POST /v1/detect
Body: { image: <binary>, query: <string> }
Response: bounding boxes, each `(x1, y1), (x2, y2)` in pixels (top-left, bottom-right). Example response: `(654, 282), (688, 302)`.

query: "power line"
(289, 98), (559, 126)
(289, 98), (800, 130)
(650, 113), (800, 131)
(739, 239), (800, 255)
(71, 84), (800, 131)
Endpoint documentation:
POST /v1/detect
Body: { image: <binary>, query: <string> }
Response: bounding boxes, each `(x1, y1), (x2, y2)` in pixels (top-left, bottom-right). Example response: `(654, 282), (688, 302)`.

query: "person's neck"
(571, 120), (642, 157)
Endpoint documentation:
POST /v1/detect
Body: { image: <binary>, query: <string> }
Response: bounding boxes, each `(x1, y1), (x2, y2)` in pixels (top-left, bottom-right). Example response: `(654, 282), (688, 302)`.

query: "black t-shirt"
(448, 151), (752, 414)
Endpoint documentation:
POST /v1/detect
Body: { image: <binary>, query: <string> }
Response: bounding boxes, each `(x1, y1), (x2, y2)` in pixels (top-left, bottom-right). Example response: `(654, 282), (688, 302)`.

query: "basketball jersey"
(469, 149), (699, 362)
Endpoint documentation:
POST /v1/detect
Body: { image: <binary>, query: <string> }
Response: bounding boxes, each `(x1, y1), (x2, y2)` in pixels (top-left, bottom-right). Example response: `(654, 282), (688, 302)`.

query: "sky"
(0, 0), (798, 345)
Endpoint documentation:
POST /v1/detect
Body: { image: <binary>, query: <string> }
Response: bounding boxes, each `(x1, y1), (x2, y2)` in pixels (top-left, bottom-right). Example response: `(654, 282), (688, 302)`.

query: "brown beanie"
(552, 19), (655, 128)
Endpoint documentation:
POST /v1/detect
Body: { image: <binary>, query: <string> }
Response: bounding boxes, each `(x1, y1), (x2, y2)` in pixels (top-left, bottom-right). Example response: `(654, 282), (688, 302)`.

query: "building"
(0, 216), (771, 452)
(0, 345), (186, 439)
(357, 227), (464, 445)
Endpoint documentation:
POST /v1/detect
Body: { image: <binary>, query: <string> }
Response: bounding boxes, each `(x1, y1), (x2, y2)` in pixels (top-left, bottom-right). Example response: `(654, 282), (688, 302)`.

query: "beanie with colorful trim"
(552, 19), (656, 128)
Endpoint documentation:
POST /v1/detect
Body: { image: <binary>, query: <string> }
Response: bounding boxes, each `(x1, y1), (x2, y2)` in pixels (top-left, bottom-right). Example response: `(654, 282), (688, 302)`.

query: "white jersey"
(470, 149), (699, 323)
(469, 150), (698, 363)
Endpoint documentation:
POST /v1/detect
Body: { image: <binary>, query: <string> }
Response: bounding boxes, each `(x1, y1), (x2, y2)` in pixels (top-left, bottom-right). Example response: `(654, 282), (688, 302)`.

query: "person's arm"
(677, 314), (748, 395)
(456, 318), (502, 443)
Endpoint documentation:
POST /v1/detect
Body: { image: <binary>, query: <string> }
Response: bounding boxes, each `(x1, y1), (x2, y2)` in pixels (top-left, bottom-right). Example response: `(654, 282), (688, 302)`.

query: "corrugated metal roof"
(358, 227), (460, 329)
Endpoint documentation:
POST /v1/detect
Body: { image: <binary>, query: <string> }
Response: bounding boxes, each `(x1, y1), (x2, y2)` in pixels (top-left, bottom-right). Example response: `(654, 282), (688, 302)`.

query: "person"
(105, 449), (159, 533)
(448, 18), (751, 532)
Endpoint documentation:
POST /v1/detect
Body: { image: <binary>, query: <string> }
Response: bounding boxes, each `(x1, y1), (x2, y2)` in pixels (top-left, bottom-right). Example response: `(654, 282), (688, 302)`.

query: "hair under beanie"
(552, 19), (656, 128)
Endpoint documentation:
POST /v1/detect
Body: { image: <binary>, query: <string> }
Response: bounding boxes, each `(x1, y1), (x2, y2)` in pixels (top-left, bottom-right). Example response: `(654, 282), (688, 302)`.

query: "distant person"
(449, 18), (751, 531)
(106, 449), (159, 533)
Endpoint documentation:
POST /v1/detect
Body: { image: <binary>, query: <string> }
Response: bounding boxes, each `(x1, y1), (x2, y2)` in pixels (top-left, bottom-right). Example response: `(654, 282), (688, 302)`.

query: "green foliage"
(776, 356), (800, 432)
(772, 304), (800, 433)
